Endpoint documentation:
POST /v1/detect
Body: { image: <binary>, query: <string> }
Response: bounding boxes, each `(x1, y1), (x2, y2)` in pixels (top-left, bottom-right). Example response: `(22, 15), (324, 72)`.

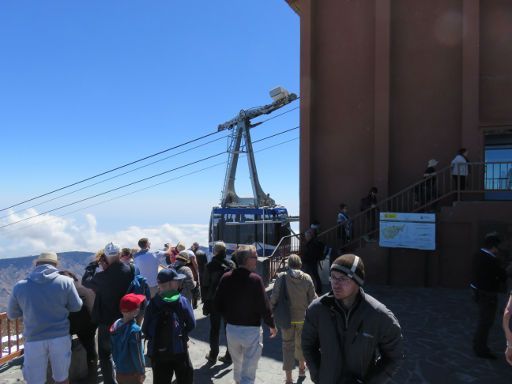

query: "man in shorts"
(8, 252), (83, 384)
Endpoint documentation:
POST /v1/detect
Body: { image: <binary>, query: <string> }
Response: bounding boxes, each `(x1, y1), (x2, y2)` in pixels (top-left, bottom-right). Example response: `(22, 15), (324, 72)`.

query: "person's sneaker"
(205, 353), (217, 364)
(218, 354), (232, 364)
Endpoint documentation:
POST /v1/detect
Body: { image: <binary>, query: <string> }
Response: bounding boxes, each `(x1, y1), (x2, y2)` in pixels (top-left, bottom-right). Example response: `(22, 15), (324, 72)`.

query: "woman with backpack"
(270, 255), (317, 384)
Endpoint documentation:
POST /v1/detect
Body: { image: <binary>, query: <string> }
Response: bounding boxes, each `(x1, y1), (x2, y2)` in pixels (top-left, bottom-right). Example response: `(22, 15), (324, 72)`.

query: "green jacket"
(302, 289), (404, 383)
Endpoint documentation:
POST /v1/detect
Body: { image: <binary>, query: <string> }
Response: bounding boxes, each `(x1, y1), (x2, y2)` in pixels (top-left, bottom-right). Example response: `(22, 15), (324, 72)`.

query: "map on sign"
(379, 212), (436, 250)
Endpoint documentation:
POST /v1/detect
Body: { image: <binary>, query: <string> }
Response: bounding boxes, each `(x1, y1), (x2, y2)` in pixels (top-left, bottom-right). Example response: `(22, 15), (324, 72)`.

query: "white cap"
(104, 242), (121, 257)
(427, 159), (439, 168)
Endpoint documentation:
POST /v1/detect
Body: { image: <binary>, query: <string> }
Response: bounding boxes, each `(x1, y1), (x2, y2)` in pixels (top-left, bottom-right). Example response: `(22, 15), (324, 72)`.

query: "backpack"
(126, 264), (151, 302)
(272, 275), (291, 330)
(153, 304), (187, 356)
(202, 258), (234, 315)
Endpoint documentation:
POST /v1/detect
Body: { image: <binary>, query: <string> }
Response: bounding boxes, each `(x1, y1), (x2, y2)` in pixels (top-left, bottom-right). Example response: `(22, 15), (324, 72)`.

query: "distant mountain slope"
(0, 251), (94, 312)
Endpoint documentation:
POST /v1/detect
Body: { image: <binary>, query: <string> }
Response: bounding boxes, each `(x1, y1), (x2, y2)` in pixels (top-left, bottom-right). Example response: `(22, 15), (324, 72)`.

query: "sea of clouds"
(0, 209), (208, 259)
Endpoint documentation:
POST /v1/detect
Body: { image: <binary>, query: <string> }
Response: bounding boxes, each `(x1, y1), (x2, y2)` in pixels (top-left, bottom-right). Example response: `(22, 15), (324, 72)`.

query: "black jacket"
(83, 261), (132, 326)
(202, 256), (235, 308)
(142, 293), (195, 357)
(471, 249), (507, 293)
(302, 290), (404, 384)
(302, 237), (325, 266)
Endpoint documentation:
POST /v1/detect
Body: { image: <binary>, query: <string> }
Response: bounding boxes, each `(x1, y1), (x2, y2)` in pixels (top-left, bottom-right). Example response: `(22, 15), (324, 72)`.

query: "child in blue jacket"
(110, 293), (146, 383)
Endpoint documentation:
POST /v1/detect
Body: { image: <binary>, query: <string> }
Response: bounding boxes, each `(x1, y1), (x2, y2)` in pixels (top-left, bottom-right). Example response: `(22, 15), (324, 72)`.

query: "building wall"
(291, 0), (512, 287)
(355, 202), (512, 288)
(389, 0), (463, 191)
(306, 0), (376, 225)
(480, 0), (512, 124)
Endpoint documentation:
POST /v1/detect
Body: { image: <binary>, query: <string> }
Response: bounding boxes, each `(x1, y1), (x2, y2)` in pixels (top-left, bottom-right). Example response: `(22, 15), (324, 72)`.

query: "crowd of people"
(6, 228), (512, 384)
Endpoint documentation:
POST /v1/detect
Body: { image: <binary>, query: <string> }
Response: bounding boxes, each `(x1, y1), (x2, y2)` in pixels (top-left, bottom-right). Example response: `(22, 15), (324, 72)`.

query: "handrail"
(0, 312), (24, 365)
(269, 233), (301, 258)
(268, 233), (302, 281)
(266, 161), (511, 279)
(317, 161), (512, 252)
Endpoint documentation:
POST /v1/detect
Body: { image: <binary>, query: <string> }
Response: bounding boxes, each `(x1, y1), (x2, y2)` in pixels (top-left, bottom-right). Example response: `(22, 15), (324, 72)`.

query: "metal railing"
(268, 233), (302, 281)
(266, 162), (512, 279)
(0, 312), (23, 365)
(316, 161), (512, 252)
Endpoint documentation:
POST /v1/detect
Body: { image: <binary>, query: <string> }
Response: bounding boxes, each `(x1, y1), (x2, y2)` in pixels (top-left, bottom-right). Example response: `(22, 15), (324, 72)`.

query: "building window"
(484, 134), (512, 199)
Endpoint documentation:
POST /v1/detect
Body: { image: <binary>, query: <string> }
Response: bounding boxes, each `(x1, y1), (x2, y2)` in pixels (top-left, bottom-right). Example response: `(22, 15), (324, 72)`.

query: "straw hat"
(36, 252), (58, 265)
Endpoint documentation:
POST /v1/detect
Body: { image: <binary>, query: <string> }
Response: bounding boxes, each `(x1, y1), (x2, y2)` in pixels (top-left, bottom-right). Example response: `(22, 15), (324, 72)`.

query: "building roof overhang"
(285, 0), (301, 16)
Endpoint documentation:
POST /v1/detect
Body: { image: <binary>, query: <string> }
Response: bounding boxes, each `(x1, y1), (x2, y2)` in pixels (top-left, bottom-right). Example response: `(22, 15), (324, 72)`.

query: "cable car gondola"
(209, 206), (291, 256)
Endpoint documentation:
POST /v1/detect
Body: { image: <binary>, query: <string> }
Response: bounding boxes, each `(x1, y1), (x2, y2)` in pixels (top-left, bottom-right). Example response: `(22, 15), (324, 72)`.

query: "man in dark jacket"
(360, 187), (379, 240)
(470, 232), (507, 359)
(302, 254), (404, 384)
(301, 228), (325, 295)
(215, 245), (277, 384)
(202, 241), (235, 364)
(83, 242), (133, 384)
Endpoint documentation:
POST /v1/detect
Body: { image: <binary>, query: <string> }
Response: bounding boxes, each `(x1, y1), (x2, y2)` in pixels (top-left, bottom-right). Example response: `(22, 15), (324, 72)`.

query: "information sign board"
(379, 212), (436, 250)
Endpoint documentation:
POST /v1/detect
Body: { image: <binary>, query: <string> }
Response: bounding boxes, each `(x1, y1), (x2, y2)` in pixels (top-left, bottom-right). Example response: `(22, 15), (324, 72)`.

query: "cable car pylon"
(209, 87), (298, 257)
(217, 87), (298, 209)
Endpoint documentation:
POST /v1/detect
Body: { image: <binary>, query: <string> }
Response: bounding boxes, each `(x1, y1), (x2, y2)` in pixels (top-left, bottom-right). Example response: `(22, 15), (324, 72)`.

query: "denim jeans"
(226, 324), (263, 384)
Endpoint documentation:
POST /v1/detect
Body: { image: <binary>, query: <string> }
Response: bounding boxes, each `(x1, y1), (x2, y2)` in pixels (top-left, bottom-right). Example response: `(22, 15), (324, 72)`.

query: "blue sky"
(0, 1), (300, 257)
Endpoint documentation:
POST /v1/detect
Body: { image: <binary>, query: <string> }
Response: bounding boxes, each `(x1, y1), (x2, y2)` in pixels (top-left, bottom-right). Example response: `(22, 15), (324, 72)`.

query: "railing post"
(6, 316), (12, 355)
(15, 319), (20, 350)
(0, 315), (3, 357)
(457, 175), (461, 202)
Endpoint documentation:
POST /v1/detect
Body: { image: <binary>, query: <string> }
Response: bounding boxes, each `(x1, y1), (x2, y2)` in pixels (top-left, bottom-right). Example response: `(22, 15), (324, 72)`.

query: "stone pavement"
(1, 285), (512, 383)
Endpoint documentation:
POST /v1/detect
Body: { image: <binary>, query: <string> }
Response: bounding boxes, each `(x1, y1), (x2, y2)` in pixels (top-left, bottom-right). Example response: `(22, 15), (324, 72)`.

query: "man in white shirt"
(451, 148), (469, 190)
(133, 238), (161, 297)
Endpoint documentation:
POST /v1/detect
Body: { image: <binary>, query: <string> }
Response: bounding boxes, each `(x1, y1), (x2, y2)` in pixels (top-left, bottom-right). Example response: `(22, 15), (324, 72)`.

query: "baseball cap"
(104, 242), (121, 257)
(157, 268), (186, 284)
(119, 293), (146, 312)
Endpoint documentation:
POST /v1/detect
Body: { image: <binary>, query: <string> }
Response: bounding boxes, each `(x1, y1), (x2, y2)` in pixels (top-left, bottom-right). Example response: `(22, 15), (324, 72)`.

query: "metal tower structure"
(217, 88), (298, 208)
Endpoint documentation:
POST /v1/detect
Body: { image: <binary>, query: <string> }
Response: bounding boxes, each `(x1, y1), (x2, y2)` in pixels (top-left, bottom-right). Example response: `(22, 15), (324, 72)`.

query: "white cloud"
(0, 209), (209, 259)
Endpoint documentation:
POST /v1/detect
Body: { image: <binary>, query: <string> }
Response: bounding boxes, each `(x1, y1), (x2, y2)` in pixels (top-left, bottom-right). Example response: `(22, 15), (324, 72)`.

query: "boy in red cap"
(110, 293), (146, 383)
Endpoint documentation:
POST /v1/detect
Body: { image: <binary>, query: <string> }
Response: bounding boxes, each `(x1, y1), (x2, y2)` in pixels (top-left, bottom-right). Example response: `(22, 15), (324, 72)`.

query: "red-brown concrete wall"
(358, 201), (512, 288)
(480, 0), (512, 123)
(436, 202), (512, 288)
(307, 0), (376, 226)
(389, 0), (463, 191)
(292, 0), (512, 287)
